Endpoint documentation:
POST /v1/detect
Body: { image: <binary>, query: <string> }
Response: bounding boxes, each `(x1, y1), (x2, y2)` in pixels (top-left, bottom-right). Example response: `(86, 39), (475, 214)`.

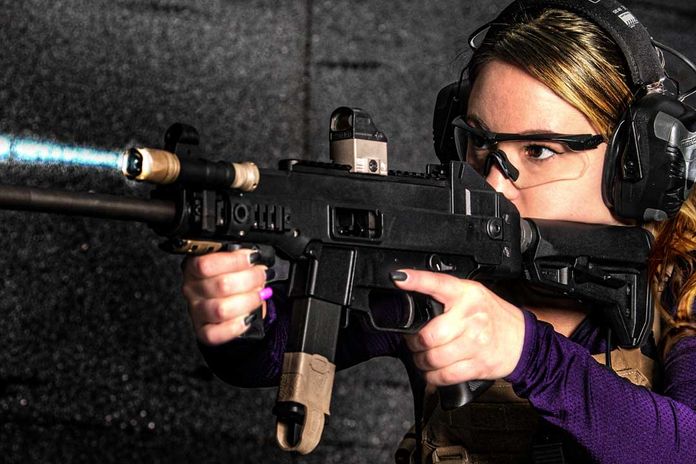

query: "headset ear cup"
(604, 94), (695, 222)
(602, 115), (629, 211)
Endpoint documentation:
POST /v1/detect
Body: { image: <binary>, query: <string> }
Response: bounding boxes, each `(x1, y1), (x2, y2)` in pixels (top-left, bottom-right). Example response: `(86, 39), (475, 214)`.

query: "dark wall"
(0, 1), (694, 462)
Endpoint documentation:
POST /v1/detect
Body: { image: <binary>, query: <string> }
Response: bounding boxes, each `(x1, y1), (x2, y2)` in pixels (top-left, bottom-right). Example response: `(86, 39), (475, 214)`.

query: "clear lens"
(454, 125), (591, 189)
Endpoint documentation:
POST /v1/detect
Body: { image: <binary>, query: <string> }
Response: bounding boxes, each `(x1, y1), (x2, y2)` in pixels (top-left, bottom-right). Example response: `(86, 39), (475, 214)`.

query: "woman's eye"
(524, 145), (558, 160)
(471, 135), (490, 149)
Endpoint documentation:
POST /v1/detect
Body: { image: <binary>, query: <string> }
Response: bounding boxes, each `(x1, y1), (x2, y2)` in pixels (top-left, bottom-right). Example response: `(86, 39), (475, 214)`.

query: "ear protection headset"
(433, 0), (696, 222)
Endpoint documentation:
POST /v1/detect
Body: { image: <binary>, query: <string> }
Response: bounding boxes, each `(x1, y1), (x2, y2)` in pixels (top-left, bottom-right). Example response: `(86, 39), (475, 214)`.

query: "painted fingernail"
(390, 271), (408, 282)
(244, 312), (258, 326)
(259, 286), (273, 301)
(249, 252), (262, 264)
(265, 268), (276, 282)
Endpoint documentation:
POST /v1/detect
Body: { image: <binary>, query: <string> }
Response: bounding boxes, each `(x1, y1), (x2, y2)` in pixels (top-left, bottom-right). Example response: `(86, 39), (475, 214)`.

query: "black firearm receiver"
(0, 109), (653, 454)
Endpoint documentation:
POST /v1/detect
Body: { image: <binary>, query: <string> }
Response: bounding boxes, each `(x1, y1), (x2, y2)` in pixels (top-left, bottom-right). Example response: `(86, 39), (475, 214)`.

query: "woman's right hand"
(181, 249), (273, 346)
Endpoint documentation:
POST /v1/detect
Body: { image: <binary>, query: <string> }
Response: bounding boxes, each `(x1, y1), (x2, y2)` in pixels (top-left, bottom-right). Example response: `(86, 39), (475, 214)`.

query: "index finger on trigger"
(390, 269), (465, 310)
(184, 250), (262, 280)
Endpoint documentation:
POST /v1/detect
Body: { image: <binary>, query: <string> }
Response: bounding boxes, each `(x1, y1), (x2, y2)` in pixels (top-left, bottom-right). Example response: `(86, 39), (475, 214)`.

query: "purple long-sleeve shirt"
(506, 310), (696, 462)
(200, 286), (696, 463)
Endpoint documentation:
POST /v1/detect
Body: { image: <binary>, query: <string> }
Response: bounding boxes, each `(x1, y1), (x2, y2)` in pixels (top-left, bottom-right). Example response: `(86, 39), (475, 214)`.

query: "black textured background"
(0, 1), (694, 462)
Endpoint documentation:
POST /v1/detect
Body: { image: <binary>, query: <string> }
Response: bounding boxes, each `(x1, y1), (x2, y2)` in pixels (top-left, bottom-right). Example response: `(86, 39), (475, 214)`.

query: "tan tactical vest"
(395, 347), (658, 464)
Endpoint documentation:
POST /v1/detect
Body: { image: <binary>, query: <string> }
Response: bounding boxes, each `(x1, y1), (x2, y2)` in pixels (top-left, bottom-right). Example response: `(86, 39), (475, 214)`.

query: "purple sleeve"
(198, 286), (404, 387)
(505, 310), (696, 463)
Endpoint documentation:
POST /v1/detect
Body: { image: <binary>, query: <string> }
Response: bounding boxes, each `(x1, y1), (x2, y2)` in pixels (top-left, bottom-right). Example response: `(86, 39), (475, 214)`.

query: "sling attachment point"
(275, 352), (336, 455)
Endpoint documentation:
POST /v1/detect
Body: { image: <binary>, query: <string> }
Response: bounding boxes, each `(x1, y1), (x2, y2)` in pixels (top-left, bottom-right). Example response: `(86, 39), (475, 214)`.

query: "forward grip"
(234, 244), (278, 341)
(426, 297), (493, 410)
(167, 240), (271, 340)
(240, 306), (265, 340)
(232, 245), (291, 340)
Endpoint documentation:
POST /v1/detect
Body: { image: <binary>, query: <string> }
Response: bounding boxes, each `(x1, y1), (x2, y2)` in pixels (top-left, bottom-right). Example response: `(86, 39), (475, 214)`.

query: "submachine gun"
(0, 108), (653, 454)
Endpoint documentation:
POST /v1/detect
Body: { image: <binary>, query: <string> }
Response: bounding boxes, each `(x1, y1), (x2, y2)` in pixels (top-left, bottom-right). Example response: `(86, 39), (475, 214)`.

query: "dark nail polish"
(249, 251), (262, 264)
(265, 268), (276, 282)
(244, 312), (258, 326)
(390, 271), (408, 282)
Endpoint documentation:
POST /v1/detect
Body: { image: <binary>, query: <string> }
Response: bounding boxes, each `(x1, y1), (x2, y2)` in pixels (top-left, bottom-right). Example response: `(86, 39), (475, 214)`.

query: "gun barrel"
(0, 184), (176, 225)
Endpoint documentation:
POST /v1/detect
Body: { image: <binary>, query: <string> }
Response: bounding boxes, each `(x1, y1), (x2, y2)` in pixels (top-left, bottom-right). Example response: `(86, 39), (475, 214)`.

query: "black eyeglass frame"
(451, 116), (606, 152)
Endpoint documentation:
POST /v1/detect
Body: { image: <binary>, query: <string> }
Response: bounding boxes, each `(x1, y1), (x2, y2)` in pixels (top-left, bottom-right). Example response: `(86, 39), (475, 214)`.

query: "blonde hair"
(648, 194), (696, 324)
(469, 8), (632, 139)
(469, 8), (696, 328)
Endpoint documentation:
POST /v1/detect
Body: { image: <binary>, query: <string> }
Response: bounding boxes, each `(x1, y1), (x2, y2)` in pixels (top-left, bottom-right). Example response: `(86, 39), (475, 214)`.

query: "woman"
(181, 1), (696, 462)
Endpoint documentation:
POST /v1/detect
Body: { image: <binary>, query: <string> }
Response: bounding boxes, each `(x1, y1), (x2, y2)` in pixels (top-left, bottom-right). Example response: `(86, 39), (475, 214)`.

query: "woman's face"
(467, 60), (623, 225)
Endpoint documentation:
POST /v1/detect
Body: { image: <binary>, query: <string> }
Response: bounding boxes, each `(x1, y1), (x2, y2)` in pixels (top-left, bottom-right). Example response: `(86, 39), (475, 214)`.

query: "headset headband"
(487, 0), (664, 87)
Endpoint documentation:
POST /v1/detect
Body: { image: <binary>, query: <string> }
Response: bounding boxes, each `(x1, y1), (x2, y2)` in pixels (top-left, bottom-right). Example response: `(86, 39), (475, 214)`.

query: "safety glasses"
(452, 116), (605, 188)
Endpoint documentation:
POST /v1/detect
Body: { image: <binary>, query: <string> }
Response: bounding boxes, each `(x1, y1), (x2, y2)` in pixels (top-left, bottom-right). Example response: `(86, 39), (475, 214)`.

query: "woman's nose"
(485, 162), (520, 201)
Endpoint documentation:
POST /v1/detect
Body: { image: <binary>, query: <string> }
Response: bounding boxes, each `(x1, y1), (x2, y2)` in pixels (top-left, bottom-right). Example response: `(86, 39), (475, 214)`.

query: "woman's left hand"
(391, 269), (526, 386)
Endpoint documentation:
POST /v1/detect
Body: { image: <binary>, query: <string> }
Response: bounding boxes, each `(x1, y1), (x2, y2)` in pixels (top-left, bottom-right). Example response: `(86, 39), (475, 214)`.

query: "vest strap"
(404, 346), (657, 464)
(590, 346), (656, 388)
(431, 445), (470, 463)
